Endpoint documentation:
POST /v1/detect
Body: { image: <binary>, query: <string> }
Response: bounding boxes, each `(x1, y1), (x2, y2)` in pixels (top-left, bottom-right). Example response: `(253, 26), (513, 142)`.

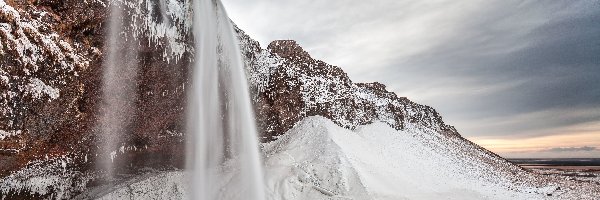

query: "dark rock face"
(1, 0), (460, 198)
(0, 0), (100, 177)
(1, 1), (190, 197)
(267, 40), (311, 60)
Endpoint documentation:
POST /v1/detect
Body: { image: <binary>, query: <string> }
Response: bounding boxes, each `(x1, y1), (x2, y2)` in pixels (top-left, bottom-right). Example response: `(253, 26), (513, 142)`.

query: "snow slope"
(263, 116), (548, 200)
(92, 116), (599, 200)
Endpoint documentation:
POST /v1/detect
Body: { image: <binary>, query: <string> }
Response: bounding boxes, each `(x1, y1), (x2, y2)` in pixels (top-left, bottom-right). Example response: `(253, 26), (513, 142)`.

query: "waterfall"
(98, 2), (140, 180)
(98, 0), (264, 198)
(187, 0), (266, 200)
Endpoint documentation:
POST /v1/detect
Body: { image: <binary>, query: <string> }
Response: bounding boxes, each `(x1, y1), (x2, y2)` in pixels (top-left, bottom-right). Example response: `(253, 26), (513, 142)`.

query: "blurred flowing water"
(187, 0), (266, 199)
(98, 1), (140, 180)
(99, 0), (265, 198)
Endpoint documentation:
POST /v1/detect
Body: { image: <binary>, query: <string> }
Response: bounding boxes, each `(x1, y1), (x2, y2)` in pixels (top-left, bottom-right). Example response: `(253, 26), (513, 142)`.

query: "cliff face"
(1, 1), (190, 197)
(1, 0), (470, 198)
(0, 0), (100, 176)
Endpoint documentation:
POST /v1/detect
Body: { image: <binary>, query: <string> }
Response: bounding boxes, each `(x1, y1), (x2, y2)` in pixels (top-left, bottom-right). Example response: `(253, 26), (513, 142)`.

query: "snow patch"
(108, 145), (143, 163)
(93, 172), (188, 200)
(246, 49), (283, 96)
(0, 0), (89, 72)
(0, 157), (94, 199)
(0, 74), (9, 85)
(0, 129), (20, 140)
(262, 116), (372, 200)
(261, 116), (586, 200)
(21, 78), (60, 100)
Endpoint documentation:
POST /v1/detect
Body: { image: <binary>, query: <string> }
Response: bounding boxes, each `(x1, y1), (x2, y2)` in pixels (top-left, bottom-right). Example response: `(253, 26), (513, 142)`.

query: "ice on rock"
(0, 130), (20, 140)
(113, 0), (193, 63)
(21, 78), (60, 100)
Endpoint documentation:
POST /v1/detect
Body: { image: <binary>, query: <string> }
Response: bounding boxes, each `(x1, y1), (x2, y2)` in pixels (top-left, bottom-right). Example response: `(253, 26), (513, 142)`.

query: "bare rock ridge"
(267, 40), (312, 60)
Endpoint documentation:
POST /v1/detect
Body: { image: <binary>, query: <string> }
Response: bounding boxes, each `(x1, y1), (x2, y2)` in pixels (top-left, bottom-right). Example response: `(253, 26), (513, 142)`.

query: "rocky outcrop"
(236, 30), (457, 140)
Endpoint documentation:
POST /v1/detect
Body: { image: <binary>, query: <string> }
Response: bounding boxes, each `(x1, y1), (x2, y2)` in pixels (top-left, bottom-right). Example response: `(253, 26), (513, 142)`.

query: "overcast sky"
(222, 0), (600, 158)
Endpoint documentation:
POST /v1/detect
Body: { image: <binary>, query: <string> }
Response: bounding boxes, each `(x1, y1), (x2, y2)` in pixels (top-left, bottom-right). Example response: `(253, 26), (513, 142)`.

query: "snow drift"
(92, 116), (598, 200)
(262, 116), (548, 200)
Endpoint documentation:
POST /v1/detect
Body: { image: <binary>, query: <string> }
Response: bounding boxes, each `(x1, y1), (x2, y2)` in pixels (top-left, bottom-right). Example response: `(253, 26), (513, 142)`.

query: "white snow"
(0, 74), (8, 85)
(261, 116), (546, 200)
(90, 116), (600, 200)
(110, 151), (117, 163)
(0, 130), (20, 140)
(108, 145), (140, 163)
(21, 78), (60, 100)
(83, 172), (188, 200)
(0, 157), (94, 200)
(0, 0), (88, 73)
(246, 49), (283, 96)
(262, 117), (372, 200)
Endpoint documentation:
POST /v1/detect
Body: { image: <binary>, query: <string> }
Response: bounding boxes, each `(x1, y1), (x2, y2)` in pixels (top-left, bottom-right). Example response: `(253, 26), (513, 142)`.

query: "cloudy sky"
(222, 0), (600, 158)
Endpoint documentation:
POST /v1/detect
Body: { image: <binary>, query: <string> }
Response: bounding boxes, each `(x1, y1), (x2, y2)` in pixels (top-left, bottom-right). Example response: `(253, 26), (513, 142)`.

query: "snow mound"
(262, 116), (549, 200)
(262, 117), (372, 200)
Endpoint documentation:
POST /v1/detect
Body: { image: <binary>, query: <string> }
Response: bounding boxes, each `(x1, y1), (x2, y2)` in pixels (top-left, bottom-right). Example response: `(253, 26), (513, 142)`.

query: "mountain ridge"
(235, 25), (458, 140)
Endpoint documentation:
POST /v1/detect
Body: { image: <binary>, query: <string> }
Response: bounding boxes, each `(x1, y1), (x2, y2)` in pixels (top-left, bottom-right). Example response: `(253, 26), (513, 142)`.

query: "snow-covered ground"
(262, 116), (544, 200)
(90, 116), (599, 200)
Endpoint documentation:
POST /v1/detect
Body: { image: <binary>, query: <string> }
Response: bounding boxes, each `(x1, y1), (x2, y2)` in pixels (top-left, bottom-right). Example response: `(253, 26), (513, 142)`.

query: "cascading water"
(187, 0), (266, 200)
(98, 2), (139, 180)
(98, 0), (264, 198)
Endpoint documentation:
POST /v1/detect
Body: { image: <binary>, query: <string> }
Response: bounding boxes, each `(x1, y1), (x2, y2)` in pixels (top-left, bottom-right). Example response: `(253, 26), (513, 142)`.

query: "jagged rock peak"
(356, 82), (389, 94)
(267, 40), (311, 59)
